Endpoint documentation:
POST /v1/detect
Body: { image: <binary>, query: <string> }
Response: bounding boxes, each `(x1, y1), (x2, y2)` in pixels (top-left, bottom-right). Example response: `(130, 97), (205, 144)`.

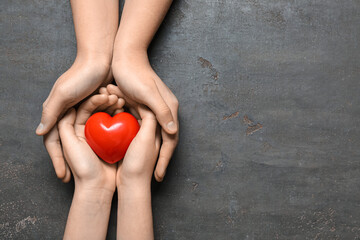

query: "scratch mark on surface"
(198, 57), (213, 68)
(243, 115), (254, 125)
(246, 123), (263, 136)
(15, 216), (36, 232)
(223, 111), (239, 120)
(215, 160), (223, 169)
(192, 182), (199, 191)
(198, 57), (219, 80)
(243, 115), (263, 136)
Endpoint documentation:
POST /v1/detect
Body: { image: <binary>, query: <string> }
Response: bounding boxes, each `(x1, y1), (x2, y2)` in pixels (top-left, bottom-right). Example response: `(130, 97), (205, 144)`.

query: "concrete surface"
(1, 0), (360, 239)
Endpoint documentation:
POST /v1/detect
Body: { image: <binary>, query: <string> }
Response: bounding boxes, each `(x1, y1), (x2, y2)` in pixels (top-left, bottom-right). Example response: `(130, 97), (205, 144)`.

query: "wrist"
(74, 184), (115, 205)
(117, 174), (151, 192)
(73, 53), (112, 76)
(112, 43), (149, 65)
(117, 179), (151, 201)
(76, 48), (113, 67)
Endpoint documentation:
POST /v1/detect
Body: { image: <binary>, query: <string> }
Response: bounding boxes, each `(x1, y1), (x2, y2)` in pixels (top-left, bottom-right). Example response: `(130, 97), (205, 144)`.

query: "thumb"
(36, 95), (66, 136)
(138, 106), (158, 137)
(58, 108), (77, 145)
(145, 91), (177, 135)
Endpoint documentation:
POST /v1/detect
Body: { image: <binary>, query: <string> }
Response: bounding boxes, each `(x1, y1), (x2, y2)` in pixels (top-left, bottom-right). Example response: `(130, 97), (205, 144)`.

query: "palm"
(116, 107), (161, 185)
(71, 124), (117, 183)
(58, 93), (125, 190)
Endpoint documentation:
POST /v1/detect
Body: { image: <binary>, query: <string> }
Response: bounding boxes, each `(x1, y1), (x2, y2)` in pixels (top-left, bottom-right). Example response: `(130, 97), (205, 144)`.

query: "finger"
(58, 108), (78, 149)
(36, 94), (67, 135)
(95, 94), (118, 112)
(62, 162), (72, 183)
(154, 131), (178, 182)
(75, 94), (108, 125)
(153, 76), (179, 131)
(99, 87), (110, 95)
(143, 87), (177, 135)
(107, 84), (138, 108)
(43, 126), (66, 179)
(106, 84), (124, 98)
(137, 106), (157, 136)
(105, 98), (125, 115)
(113, 108), (124, 115)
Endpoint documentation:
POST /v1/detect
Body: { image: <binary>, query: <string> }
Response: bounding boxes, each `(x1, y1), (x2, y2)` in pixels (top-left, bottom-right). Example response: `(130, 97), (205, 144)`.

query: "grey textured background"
(1, 0), (360, 239)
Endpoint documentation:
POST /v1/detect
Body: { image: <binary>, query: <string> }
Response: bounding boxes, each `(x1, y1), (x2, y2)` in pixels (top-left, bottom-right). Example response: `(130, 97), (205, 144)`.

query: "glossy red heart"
(85, 112), (140, 164)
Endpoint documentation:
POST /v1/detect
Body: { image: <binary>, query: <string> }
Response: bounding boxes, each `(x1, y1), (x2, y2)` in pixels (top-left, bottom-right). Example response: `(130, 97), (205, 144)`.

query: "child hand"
(58, 93), (124, 191)
(116, 105), (161, 187)
(114, 104), (160, 240)
(60, 92), (125, 240)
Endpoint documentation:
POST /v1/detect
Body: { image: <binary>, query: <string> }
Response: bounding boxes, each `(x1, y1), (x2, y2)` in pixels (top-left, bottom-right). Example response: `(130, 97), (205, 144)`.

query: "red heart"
(85, 112), (140, 164)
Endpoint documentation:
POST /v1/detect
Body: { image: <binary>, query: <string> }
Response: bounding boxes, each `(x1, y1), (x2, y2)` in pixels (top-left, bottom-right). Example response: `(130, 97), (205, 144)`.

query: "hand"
(58, 93), (124, 189)
(36, 0), (119, 182)
(111, 0), (178, 182)
(106, 66), (179, 182)
(117, 105), (161, 186)
(98, 85), (161, 184)
(38, 64), (112, 182)
(59, 93), (124, 240)
(116, 105), (160, 240)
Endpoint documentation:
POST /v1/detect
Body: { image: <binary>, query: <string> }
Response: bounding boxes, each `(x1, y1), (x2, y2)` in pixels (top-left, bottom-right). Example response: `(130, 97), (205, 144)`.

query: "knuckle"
(164, 134), (179, 146)
(54, 84), (71, 98)
(41, 104), (52, 119)
(158, 103), (171, 116)
(170, 97), (179, 110)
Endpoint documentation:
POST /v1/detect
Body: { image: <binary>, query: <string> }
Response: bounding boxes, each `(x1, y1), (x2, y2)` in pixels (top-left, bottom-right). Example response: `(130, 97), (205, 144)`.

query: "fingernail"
(36, 123), (44, 133)
(167, 121), (176, 132)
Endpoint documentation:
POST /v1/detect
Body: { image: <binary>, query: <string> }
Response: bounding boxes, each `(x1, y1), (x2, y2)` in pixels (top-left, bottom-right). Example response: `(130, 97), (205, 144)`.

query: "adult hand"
(111, 0), (178, 182)
(36, 0), (119, 182)
(37, 61), (112, 182)
(106, 83), (178, 182)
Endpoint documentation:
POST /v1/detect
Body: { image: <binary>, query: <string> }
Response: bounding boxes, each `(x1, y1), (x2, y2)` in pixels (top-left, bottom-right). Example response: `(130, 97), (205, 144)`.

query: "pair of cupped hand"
(36, 54), (179, 183)
(58, 84), (161, 191)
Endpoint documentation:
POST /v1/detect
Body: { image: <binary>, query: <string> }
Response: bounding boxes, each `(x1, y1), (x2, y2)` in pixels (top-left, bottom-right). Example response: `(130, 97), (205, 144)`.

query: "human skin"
(58, 94), (123, 239)
(59, 90), (158, 240)
(100, 86), (159, 240)
(117, 106), (160, 240)
(112, 0), (179, 182)
(36, 0), (119, 182)
(37, 0), (179, 183)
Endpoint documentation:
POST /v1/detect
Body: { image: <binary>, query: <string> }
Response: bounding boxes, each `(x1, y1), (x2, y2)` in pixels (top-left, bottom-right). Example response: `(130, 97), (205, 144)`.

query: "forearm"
(70, 0), (119, 63)
(117, 182), (154, 240)
(64, 186), (114, 240)
(113, 0), (172, 56)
